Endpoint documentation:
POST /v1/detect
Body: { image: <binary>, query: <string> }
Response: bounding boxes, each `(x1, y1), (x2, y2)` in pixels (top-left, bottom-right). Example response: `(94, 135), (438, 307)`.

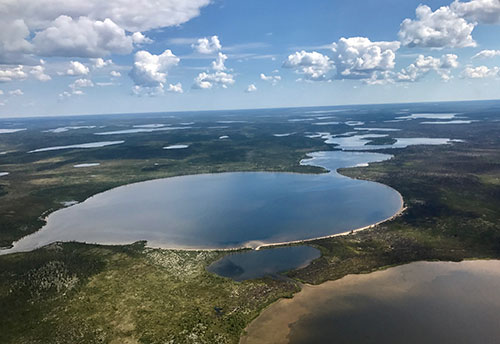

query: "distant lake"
(241, 260), (500, 344)
(207, 246), (321, 281)
(3, 150), (402, 254)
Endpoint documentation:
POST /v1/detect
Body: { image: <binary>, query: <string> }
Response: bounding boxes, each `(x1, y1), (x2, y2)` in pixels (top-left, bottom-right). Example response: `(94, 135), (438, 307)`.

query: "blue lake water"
(2, 150), (403, 254)
(207, 246), (321, 281)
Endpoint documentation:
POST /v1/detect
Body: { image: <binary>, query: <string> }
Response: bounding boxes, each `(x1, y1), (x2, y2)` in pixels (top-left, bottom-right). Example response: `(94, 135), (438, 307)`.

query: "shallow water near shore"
(2, 150), (402, 254)
(241, 260), (500, 344)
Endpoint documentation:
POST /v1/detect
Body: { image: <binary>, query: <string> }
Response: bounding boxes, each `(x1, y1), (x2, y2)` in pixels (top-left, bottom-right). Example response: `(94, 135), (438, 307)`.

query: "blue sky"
(1, 0), (500, 116)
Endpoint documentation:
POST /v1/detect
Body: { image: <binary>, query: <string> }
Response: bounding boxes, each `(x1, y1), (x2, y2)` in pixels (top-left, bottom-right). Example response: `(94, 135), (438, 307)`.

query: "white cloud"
(0, 65), (27, 82)
(59, 89), (84, 99)
(60, 78), (94, 97)
(211, 52), (227, 71)
(132, 32), (153, 45)
(440, 54), (460, 69)
(58, 91), (70, 99)
(110, 70), (121, 77)
(192, 35), (222, 54)
(282, 50), (332, 81)
(91, 58), (112, 68)
(65, 61), (89, 76)
(246, 84), (257, 92)
(472, 49), (500, 59)
(451, 0), (500, 25)
(260, 73), (281, 85)
(331, 37), (400, 79)
(33, 16), (133, 58)
(363, 71), (395, 85)
(399, 4), (476, 48)
(29, 64), (51, 81)
(0, 0), (210, 60)
(129, 49), (180, 95)
(193, 71), (235, 89)
(395, 64), (420, 82)
(8, 89), (23, 96)
(70, 78), (94, 89)
(192, 46), (235, 89)
(0, 19), (33, 63)
(0, 90), (3, 95)
(397, 54), (459, 82)
(167, 82), (183, 93)
(461, 65), (500, 78)
(2, 0), (211, 32)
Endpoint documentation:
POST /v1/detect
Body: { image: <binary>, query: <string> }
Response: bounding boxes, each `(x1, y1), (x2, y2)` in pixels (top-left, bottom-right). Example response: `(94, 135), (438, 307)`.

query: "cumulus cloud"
(245, 84), (257, 92)
(461, 65), (500, 78)
(8, 89), (23, 96)
(91, 58), (112, 68)
(192, 42), (235, 90)
(69, 78), (94, 90)
(58, 89), (84, 99)
(132, 32), (153, 45)
(192, 35), (222, 54)
(397, 54), (459, 82)
(29, 64), (51, 81)
(110, 70), (121, 77)
(59, 77), (94, 97)
(167, 82), (183, 93)
(260, 73), (281, 85)
(399, 4), (476, 48)
(64, 61), (89, 76)
(0, 0), (210, 60)
(0, 65), (27, 82)
(33, 16), (133, 58)
(193, 71), (235, 89)
(451, 0), (500, 25)
(211, 52), (228, 71)
(282, 50), (332, 81)
(0, 19), (33, 63)
(331, 37), (400, 79)
(129, 49), (180, 95)
(363, 71), (395, 85)
(1, 0), (211, 32)
(472, 49), (500, 59)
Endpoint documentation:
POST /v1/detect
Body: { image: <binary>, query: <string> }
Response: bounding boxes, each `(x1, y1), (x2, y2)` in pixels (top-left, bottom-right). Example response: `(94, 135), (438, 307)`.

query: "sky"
(1, 0), (500, 117)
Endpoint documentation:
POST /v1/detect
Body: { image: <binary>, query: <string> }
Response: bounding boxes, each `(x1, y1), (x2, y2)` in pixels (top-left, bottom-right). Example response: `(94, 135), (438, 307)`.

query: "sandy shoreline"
(255, 200), (406, 250)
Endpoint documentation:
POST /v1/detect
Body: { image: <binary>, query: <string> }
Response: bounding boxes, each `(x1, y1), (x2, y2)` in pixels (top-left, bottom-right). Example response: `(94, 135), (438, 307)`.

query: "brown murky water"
(241, 260), (500, 344)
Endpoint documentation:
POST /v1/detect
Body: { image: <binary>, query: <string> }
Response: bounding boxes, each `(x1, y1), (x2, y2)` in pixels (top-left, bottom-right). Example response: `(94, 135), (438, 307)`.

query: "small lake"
(241, 260), (500, 344)
(2, 150), (402, 254)
(207, 246), (321, 281)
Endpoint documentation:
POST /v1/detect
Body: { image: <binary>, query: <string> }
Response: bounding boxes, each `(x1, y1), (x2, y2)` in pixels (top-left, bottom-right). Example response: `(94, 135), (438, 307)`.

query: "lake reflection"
(207, 246), (320, 281)
(241, 260), (500, 344)
(3, 151), (402, 254)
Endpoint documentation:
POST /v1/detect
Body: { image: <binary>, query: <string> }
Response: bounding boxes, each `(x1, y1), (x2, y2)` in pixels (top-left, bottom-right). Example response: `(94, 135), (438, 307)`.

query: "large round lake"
(3, 151), (402, 253)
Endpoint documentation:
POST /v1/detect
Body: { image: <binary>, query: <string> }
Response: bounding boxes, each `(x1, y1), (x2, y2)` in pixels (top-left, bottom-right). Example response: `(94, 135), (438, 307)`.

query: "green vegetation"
(290, 144), (500, 283)
(0, 242), (298, 343)
(1, 103), (500, 343)
(365, 136), (397, 145)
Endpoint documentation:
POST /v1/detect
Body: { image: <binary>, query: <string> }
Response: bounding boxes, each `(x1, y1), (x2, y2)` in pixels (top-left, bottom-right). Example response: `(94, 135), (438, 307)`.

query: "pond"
(207, 246), (321, 281)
